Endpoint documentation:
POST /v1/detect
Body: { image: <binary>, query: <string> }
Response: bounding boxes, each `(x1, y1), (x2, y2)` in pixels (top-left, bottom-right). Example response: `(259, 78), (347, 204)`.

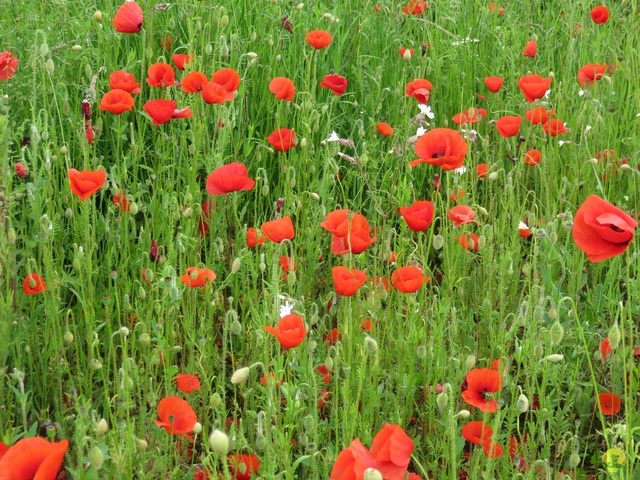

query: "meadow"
(0, 0), (639, 478)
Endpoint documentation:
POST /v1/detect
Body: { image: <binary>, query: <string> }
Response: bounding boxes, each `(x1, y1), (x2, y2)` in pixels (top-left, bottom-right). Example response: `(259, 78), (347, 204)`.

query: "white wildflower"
(418, 104), (435, 119)
(325, 131), (340, 142)
(416, 126), (427, 137)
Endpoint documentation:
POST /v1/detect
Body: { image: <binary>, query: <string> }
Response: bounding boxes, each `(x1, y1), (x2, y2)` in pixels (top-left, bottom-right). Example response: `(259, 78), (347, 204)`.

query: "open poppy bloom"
(461, 368), (503, 412)
(591, 6), (610, 24)
(261, 216), (295, 243)
(330, 229), (377, 255)
(391, 266), (429, 293)
(541, 119), (567, 136)
(269, 77), (296, 101)
(483, 440), (504, 458)
(0, 437), (68, 478)
(448, 205), (477, 227)
(496, 115), (522, 138)
(68, 168), (107, 200)
(571, 195), (636, 262)
(399, 48), (414, 58)
(452, 107), (487, 125)
(457, 233), (480, 252)
(176, 373), (201, 393)
(180, 267), (216, 288)
(405, 79), (433, 104)
(412, 128), (468, 170)
(113, 1), (143, 33)
(0, 51), (18, 81)
(521, 40), (537, 58)
(246, 227), (267, 248)
(211, 68), (241, 101)
(206, 162), (255, 195)
(376, 122), (394, 136)
(202, 81), (228, 104)
(181, 71), (208, 93)
(476, 163), (488, 178)
(399, 200), (435, 232)
(332, 266), (367, 296)
(264, 313), (307, 350)
(523, 149), (541, 166)
(525, 107), (554, 125)
(320, 74), (348, 96)
(267, 128), (297, 152)
(109, 70), (141, 93)
(577, 63), (608, 86)
(146, 62), (175, 88)
(306, 30), (333, 49)
(600, 338), (613, 361)
(228, 454), (260, 480)
(23, 273), (46, 295)
(598, 392), (621, 415)
(462, 421), (492, 445)
(484, 76), (504, 93)
(99, 89), (135, 114)
(517, 74), (552, 103)
(403, 0), (427, 15)
(154, 396), (198, 441)
(172, 54), (192, 70)
(321, 209), (370, 237)
(143, 99), (191, 125)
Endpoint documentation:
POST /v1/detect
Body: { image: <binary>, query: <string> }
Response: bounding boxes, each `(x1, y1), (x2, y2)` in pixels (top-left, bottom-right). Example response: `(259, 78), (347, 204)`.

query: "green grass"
(1, 0), (639, 478)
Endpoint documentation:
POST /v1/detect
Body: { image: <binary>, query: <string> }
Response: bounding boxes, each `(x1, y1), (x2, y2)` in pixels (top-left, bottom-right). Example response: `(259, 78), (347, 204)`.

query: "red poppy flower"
(113, 1), (143, 33)
(522, 40), (537, 58)
(0, 51), (18, 81)
(484, 76), (504, 93)
(542, 119), (567, 136)
(201, 81), (227, 104)
(264, 313), (307, 350)
(591, 6), (610, 24)
(154, 396), (197, 440)
(482, 440), (504, 458)
(211, 68), (241, 101)
(523, 149), (541, 166)
(368, 424), (414, 478)
(525, 107), (554, 125)
(260, 372), (284, 387)
(403, 0), (427, 15)
(360, 318), (373, 331)
(598, 392), (621, 415)
(330, 230), (377, 255)
(0, 437), (68, 478)
(176, 373), (201, 393)
(206, 162), (255, 195)
(146, 62), (175, 88)
(143, 99), (175, 125)
(68, 168), (107, 200)
(488, 2), (506, 15)
(399, 200), (435, 232)
(457, 233), (480, 252)
(571, 195), (637, 262)
(448, 205), (477, 226)
(23, 273), (46, 295)
(269, 77), (296, 101)
(330, 440), (374, 480)
(180, 267), (216, 288)
(109, 70), (141, 94)
(113, 190), (130, 211)
(306, 30), (333, 49)
(267, 128), (297, 152)
(261, 216), (295, 243)
(600, 338), (613, 361)
(317, 365), (332, 384)
(391, 266), (429, 293)
(181, 72), (208, 93)
(320, 74), (348, 96)
(405, 79), (433, 104)
(324, 328), (342, 346)
(321, 209), (370, 237)
(452, 107), (487, 125)
(461, 368), (503, 412)
(247, 227), (267, 248)
(377, 122), (394, 136)
(476, 163), (488, 178)
(99, 89), (135, 115)
(462, 421), (493, 445)
(172, 54), (192, 70)
(495, 115), (522, 138)
(577, 64), (608, 87)
(517, 74), (552, 103)
(332, 266), (367, 296)
(15, 162), (28, 178)
(228, 454), (260, 480)
(399, 48), (415, 58)
(412, 128), (468, 170)
(449, 187), (466, 202)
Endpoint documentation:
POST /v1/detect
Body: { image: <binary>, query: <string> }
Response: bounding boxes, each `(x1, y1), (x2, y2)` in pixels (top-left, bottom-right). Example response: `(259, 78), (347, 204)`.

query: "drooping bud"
(231, 367), (251, 385)
(516, 393), (530, 412)
(89, 446), (104, 469)
(543, 354), (564, 363)
(95, 418), (108, 436)
(549, 321), (564, 346)
(608, 323), (621, 350)
(436, 391), (449, 411)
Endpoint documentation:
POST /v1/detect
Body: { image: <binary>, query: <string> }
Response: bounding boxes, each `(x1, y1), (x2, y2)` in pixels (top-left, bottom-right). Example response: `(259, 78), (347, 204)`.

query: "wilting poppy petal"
(405, 79), (433, 104)
(462, 421), (493, 445)
(377, 122), (394, 136)
(176, 374), (201, 393)
(523, 149), (541, 166)
(577, 63), (608, 87)
(172, 53), (192, 70)
(180, 267), (216, 288)
(521, 40), (537, 58)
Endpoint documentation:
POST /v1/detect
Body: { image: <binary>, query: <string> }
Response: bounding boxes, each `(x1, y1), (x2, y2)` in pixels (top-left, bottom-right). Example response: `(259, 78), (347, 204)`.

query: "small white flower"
(578, 90), (586, 97)
(518, 221), (529, 230)
(584, 125), (592, 134)
(416, 126), (427, 137)
(418, 104), (435, 119)
(325, 131), (340, 142)
(454, 166), (467, 175)
(280, 300), (295, 318)
(544, 89), (551, 99)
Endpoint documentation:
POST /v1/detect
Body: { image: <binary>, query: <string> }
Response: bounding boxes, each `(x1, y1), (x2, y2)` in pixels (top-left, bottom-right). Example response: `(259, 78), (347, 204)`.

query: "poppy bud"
(89, 359), (102, 371)
(231, 257), (242, 273)
(183, 207), (193, 218)
(365, 336), (378, 353)
(543, 354), (564, 363)
(255, 433), (267, 450)
(170, 286), (180, 301)
(549, 321), (564, 346)
(458, 409), (471, 419)
(436, 391), (449, 411)
(193, 422), (203, 434)
(569, 453), (581, 468)
(94, 10), (103, 22)
(231, 367), (251, 385)
(231, 319), (242, 336)
(210, 392), (222, 409)
(138, 333), (151, 347)
(516, 393), (530, 412)
(478, 206), (488, 216)
(403, 49), (412, 60)
(15, 162), (28, 178)
(608, 324), (621, 349)
(72, 45), (82, 51)
(432, 234), (444, 250)
(89, 445), (104, 469)
(276, 54), (282, 61)
(534, 344), (544, 360)
(324, 356), (334, 372)
(220, 14), (229, 27)
(45, 58), (55, 75)
(297, 3), (304, 9)
(136, 438), (148, 451)
(95, 418), (108, 436)
(465, 354), (476, 369)
(364, 469), (384, 480)
(64, 331), (74, 344)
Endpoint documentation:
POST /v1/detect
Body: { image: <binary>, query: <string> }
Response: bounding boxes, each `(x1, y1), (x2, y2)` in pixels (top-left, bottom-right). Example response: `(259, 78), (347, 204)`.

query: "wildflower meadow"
(1, 0), (639, 478)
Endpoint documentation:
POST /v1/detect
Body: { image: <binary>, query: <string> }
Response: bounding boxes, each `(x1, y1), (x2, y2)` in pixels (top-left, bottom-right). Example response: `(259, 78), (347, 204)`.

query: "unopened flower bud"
(543, 354), (564, 363)
(138, 333), (151, 347)
(324, 356), (334, 372)
(403, 49), (412, 60)
(95, 418), (108, 436)
(129, 202), (139, 215)
(231, 367), (251, 385)
(183, 207), (193, 218)
(136, 438), (148, 451)
(193, 422), (203, 434)
(432, 234), (444, 250)
(220, 15), (229, 27)
(569, 452), (581, 468)
(516, 393), (530, 412)
(231, 319), (242, 336)
(478, 206), (488, 216)
(364, 336), (378, 353)
(436, 391), (448, 411)
(465, 354), (476, 369)
(89, 445), (104, 469)
(608, 323), (621, 349)
(89, 359), (102, 371)
(210, 392), (222, 409)
(64, 331), (74, 344)
(209, 429), (230, 455)
(93, 10), (103, 22)
(458, 409), (471, 419)
(549, 321), (564, 346)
